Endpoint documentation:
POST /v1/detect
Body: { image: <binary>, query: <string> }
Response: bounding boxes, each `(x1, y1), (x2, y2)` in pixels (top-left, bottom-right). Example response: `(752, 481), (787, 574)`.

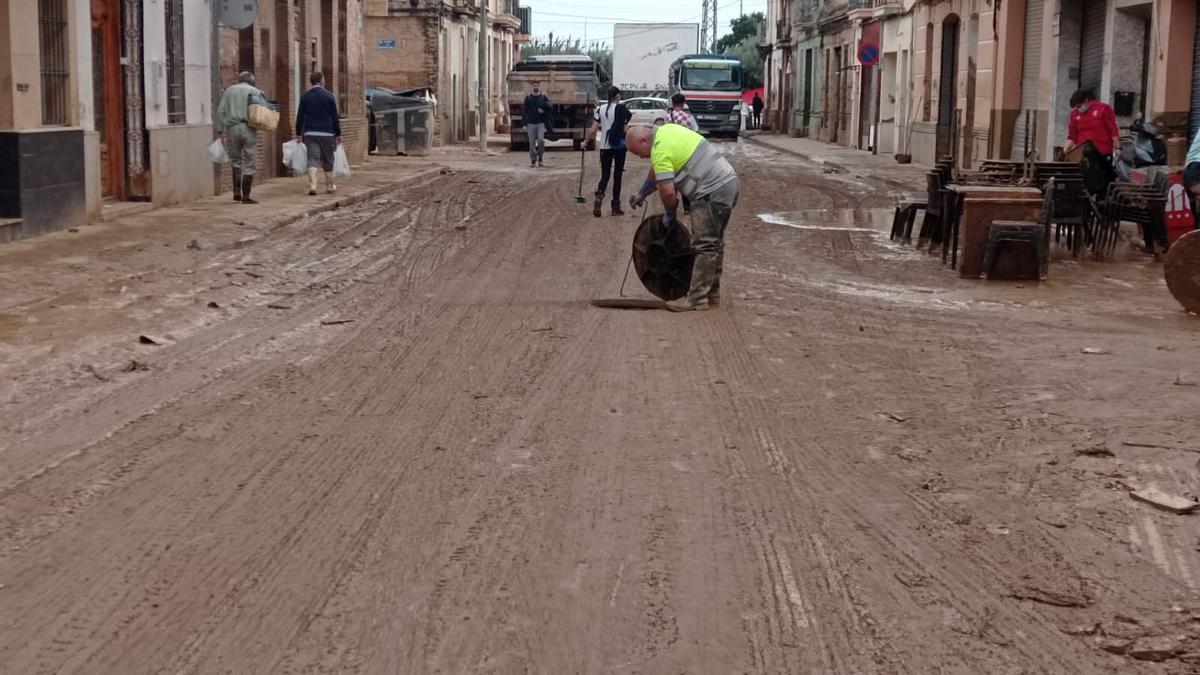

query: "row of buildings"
(761, 0), (1199, 169)
(0, 0), (529, 242)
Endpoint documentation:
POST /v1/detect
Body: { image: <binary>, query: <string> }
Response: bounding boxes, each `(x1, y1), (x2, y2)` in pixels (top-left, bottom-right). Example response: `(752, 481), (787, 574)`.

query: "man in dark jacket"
(751, 93), (764, 129)
(523, 80), (553, 167)
(295, 72), (342, 195)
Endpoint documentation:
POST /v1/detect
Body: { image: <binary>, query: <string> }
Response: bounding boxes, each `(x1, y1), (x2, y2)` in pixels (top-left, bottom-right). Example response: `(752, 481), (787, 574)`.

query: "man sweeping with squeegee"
(625, 123), (740, 312)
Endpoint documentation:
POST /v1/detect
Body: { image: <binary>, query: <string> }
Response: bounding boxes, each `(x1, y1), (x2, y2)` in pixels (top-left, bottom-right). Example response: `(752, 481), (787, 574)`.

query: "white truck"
(612, 23), (699, 95)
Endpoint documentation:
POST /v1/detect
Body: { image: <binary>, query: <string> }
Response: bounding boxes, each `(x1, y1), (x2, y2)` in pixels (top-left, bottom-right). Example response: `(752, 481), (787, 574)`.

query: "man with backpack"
(585, 86), (633, 217)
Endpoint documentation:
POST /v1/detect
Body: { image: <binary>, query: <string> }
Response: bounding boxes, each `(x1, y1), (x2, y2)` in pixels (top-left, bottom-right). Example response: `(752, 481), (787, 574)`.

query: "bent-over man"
(626, 124), (739, 312)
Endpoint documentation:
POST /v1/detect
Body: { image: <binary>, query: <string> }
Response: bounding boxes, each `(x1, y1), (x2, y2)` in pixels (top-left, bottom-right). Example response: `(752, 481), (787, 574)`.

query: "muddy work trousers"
(595, 148), (626, 206)
(684, 178), (740, 303)
(226, 123), (259, 176)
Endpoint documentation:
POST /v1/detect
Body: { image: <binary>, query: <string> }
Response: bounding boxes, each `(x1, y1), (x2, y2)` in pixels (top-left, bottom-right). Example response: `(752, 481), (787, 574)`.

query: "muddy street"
(2, 141), (1200, 673)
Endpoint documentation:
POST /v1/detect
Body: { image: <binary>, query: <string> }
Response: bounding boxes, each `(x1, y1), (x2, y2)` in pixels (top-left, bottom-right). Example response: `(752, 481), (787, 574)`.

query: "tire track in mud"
(719, 159), (1156, 671)
(0, 169), (574, 672)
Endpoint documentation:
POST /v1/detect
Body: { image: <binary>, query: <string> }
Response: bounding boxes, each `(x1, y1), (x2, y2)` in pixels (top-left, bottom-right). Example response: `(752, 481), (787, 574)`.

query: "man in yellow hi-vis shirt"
(626, 124), (740, 311)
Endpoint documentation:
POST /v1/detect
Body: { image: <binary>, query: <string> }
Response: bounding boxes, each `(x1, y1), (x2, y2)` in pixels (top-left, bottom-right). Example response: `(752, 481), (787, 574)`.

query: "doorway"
(802, 49), (813, 132)
(936, 15), (960, 160)
(90, 0), (125, 199)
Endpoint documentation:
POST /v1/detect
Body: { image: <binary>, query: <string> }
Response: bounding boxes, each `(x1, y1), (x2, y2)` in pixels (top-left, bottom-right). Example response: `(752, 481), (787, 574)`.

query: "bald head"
(625, 125), (655, 158)
(238, 71), (256, 86)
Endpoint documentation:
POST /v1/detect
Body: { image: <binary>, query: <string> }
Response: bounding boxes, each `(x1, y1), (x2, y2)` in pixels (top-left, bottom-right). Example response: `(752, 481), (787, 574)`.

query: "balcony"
(848, 0), (903, 20)
(775, 19), (792, 45)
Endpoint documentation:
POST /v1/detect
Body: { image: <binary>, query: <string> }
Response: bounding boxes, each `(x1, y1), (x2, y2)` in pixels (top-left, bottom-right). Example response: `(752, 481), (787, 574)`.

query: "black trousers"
(595, 148), (626, 205)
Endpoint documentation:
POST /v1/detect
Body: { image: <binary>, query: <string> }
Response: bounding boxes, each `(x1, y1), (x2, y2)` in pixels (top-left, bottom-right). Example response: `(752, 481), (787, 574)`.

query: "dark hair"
(1070, 88), (1095, 107)
(310, 72), (324, 86)
(607, 85), (621, 101)
(671, 93), (686, 107)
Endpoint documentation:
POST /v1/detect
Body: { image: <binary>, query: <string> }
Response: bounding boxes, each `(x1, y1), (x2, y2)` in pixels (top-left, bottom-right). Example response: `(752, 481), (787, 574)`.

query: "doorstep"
(99, 200), (155, 223)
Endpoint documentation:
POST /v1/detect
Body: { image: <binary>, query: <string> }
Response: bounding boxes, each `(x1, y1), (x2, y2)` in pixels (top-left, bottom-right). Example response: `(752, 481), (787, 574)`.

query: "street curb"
(262, 166), (446, 232)
(743, 135), (917, 193)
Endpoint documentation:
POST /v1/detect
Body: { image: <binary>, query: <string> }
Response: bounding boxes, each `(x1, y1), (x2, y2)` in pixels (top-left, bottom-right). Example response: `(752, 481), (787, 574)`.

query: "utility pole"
(479, 0), (488, 152)
(700, 0), (710, 54)
(712, 1), (718, 52)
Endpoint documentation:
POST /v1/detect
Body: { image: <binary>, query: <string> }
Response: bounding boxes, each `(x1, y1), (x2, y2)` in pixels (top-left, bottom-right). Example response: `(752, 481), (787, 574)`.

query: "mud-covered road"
(3, 141), (1200, 673)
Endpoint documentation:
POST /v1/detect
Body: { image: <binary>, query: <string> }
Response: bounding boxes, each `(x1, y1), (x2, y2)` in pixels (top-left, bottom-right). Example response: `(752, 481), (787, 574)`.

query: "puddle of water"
(758, 208), (895, 233)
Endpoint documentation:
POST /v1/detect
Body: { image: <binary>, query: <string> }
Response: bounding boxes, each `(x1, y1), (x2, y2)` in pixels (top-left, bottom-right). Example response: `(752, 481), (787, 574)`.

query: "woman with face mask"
(1064, 88), (1120, 196)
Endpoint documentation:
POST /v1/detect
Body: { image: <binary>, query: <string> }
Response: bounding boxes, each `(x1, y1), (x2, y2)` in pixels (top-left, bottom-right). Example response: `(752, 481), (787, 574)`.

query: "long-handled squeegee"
(572, 148), (587, 204)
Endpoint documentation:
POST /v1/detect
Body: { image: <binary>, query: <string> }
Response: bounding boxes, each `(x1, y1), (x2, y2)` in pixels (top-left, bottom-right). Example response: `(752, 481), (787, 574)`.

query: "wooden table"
(943, 185), (1043, 277)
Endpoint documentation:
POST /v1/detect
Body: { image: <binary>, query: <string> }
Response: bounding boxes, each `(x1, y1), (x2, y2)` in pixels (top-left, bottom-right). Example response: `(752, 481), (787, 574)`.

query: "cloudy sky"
(520, 0), (768, 50)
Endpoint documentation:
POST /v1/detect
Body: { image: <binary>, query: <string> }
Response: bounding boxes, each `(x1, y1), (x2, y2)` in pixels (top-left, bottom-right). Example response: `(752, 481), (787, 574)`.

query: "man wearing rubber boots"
(625, 124), (739, 311)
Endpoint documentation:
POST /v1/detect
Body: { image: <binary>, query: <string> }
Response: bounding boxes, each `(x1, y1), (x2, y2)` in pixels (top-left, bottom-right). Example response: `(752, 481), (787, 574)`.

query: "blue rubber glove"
(663, 209), (676, 226)
(630, 179), (656, 209)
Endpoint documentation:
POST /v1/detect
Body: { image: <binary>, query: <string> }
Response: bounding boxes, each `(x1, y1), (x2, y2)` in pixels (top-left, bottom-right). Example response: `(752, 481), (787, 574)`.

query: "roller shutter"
(1012, 0), (1045, 159)
(1079, 1), (1106, 96)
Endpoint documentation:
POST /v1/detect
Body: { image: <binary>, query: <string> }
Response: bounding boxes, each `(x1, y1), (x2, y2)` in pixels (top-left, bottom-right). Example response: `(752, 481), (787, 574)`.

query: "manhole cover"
(1165, 230), (1200, 314)
(632, 214), (694, 301)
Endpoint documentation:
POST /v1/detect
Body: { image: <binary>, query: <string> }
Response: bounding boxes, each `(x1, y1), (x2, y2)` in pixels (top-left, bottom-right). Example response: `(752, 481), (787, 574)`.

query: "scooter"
(1114, 116), (1168, 181)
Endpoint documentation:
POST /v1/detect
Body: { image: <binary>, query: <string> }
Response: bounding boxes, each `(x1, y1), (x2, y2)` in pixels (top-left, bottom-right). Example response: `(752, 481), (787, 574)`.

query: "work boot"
(611, 203), (625, 216)
(664, 297), (708, 312)
(307, 168), (319, 196)
(324, 171), (336, 194)
(232, 168), (243, 201)
(241, 175), (258, 205)
(593, 196), (602, 217)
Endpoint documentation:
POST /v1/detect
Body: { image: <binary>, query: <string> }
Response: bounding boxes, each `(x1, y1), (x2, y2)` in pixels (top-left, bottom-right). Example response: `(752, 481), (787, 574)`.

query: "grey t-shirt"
(674, 139), (737, 200)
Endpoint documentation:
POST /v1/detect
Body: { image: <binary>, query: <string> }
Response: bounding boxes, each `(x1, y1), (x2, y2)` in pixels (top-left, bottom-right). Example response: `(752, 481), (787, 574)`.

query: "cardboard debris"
(1131, 487), (1199, 514)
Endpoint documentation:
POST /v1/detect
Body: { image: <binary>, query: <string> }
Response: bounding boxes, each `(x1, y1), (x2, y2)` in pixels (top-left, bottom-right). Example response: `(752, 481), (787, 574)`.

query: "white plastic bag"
(207, 139), (229, 164)
(282, 139), (307, 175)
(332, 144), (351, 177)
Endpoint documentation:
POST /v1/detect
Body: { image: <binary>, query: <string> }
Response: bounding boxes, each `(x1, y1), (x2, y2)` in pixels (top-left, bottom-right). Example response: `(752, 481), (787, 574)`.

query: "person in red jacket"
(1064, 89), (1119, 195)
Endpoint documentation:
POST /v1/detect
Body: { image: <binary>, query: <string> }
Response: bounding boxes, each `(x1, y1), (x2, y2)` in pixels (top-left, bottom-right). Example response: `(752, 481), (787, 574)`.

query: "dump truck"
(507, 55), (604, 151)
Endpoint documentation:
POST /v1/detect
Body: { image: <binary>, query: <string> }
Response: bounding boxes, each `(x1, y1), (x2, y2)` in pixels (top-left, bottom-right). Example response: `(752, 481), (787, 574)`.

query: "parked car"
(623, 97), (670, 126)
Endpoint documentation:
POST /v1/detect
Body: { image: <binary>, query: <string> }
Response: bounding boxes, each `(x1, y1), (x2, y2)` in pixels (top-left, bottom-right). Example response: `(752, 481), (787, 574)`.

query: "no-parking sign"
(858, 40), (880, 66)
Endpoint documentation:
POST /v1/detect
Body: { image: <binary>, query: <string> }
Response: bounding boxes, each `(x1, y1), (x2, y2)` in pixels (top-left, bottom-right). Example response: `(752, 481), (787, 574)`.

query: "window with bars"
(165, 0), (186, 124)
(38, 0), (69, 126)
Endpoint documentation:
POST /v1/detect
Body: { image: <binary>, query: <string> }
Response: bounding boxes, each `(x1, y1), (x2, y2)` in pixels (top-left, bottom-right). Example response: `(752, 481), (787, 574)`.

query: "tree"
(715, 13), (764, 90)
(726, 35), (764, 89)
(520, 37), (613, 95)
(715, 12), (764, 54)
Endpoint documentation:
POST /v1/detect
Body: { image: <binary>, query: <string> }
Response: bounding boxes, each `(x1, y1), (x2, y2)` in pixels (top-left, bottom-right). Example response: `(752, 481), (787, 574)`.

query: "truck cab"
(668, 54), (743, 137)
(507, 55), (604, 151)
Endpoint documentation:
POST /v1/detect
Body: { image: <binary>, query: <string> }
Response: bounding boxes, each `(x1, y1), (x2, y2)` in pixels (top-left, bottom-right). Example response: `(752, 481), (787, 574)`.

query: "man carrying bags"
(217, 71), (265, 204)
(295, 72), (343, 196)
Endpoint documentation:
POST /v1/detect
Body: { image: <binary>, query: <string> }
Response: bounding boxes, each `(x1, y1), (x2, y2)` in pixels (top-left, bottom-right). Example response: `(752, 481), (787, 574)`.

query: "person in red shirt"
(1064, 89), (1119, 157)
(1064, 89), (1120, 195)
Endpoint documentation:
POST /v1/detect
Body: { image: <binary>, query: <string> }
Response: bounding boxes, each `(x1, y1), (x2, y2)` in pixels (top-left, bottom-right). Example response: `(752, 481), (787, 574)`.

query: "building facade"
(0, 0), (370, 241)
(363, 0), (522, 145)
(0, 0), (214, 241)
(762, 0), (1199, 170)
(792, 0), (823, 138)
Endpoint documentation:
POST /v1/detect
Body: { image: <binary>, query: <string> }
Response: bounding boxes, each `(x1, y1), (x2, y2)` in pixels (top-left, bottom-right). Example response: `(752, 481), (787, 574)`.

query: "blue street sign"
(378, 39), (397, 49)
(858, 41), (880, 66)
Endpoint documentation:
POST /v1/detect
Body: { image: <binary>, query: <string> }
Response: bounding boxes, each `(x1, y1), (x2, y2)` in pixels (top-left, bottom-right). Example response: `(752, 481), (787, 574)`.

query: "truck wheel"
(572, 138), (583, 151)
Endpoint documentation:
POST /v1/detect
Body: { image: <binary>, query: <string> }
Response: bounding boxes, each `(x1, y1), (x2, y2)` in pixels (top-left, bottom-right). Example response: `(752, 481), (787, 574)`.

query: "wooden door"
(90, 0), (125, 198)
